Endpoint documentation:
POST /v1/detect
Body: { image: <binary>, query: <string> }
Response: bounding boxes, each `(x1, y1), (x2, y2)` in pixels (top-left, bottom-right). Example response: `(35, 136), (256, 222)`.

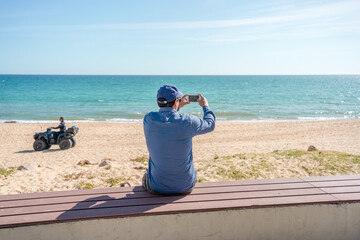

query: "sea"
(0, 75), (359, 123)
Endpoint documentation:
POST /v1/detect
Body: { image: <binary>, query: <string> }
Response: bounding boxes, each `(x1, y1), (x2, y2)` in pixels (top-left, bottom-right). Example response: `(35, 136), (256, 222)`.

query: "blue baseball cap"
(157, 84), (183, 103)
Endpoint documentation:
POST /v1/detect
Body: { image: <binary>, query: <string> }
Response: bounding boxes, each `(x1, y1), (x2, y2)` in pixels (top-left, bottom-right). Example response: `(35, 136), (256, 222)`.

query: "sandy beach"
(0, 120), (360, 195)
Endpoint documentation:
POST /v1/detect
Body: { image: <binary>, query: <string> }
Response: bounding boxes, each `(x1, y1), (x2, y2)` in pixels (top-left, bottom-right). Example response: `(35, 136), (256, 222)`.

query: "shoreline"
(1, 119), (359, 195)
(1, 117), (359, 124)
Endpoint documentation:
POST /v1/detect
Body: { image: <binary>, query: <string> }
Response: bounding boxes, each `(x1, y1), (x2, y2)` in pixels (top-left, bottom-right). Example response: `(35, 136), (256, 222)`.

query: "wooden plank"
(2, 175), (358, 202)
(0, 188), (325, 217)
(5, 177), (358, 209)
(0, 194), (338, 228)
(331, 193), (360, 201)
(195, 177), (304, 188)
(0, 179), (302, 203)
(0, 191), (150, 209)
(307, 179), (360, 188)
(0, 178), (305, 202)
(0, 182), (315, 209)
(320, 186), (360, 194)
(197, 175), (360, 189)
(192, 182), (314, 194)
(1, 175), (360, 228)
(300, 175), (360, 182)
(0, 186), (145, 202)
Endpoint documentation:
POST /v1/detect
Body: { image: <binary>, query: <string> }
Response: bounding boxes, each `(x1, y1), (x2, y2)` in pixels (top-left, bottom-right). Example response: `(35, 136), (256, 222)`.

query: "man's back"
(144, 105), (215, 194)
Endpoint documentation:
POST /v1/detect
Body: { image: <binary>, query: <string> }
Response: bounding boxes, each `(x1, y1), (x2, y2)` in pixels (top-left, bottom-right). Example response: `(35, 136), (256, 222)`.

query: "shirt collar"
(159, 107), (177, 113)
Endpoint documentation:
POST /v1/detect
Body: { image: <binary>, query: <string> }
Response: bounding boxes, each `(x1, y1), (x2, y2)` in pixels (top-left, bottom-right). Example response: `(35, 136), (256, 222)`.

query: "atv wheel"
(33, 139), (46, 151)
(59, 139), (72, 150)
(45, 144), (51, 149)
(70, 138), (76, 148)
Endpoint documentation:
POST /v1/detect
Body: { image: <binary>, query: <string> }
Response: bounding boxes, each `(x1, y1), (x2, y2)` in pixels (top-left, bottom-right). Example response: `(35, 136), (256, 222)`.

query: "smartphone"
(188, 95), (199, 102)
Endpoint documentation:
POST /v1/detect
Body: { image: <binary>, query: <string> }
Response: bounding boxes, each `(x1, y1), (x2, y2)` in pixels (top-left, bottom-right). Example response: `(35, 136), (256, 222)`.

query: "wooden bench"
(1, 175), (360, 239)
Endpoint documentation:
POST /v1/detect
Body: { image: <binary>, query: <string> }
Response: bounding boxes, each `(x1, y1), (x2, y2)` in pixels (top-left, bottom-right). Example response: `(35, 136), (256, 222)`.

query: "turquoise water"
(0, 75), (359, 122)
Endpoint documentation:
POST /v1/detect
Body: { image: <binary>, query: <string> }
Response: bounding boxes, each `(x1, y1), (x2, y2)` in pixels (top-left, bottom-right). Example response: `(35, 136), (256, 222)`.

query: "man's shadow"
(56, 186), (187, 221)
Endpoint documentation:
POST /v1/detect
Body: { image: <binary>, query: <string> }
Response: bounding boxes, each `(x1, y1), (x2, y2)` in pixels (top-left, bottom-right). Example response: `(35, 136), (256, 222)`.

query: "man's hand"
(179, 94), (191, 109)
(197, 93), (209, 107)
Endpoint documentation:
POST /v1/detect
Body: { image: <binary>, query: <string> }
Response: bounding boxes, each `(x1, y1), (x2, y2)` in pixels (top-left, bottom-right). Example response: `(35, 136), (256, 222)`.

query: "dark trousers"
(53, 131), (64, 142)
(142, 172), (194, 195)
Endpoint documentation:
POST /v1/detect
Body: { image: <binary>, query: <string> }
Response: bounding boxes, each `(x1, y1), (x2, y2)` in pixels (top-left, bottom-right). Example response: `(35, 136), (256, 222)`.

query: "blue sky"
(0, 0), (359, 75)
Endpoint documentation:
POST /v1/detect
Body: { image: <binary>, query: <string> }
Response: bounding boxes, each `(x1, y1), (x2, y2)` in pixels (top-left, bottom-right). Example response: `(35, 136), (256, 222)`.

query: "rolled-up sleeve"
(190, 106), (216, 136)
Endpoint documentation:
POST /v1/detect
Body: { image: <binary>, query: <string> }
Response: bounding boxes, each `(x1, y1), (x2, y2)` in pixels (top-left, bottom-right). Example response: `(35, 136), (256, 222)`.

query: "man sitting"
(143, 85), (216, 195)
(51, 117), (66, 140)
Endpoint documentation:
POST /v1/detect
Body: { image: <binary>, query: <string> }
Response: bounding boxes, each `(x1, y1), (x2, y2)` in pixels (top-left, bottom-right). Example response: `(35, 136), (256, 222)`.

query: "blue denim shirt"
(143, 106), (215, 194)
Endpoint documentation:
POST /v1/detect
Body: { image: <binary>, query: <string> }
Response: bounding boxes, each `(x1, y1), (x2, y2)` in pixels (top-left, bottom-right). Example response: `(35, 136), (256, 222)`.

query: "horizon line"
(1, 73), (360, 76)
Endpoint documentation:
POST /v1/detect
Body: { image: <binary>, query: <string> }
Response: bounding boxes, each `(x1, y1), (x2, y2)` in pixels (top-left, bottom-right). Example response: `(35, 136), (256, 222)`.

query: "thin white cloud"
(1, 1), (359, 32)
(0, 14), (303, 31)
(189, 1), (360, 43)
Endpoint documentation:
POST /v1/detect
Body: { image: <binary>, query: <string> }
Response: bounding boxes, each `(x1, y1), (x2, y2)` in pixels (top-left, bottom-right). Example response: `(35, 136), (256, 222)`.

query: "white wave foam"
(1, 116), (358, 124)
(298, 116), (359, 121)
(105, 118), (142, 123)
(0, 118), (142, 124)
(218, 116), (360, 123)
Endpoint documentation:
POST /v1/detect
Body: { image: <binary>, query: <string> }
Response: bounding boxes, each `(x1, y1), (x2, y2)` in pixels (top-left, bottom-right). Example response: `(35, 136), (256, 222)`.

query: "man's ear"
(173, 99), (179, 109)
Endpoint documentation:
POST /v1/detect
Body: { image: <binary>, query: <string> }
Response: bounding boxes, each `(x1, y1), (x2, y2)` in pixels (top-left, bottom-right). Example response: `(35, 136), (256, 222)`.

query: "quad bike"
(33, 126), (79, 151)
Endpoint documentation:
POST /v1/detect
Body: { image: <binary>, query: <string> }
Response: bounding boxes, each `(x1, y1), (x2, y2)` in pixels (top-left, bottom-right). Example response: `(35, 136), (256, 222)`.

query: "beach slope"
(0, 120), (359, 194)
